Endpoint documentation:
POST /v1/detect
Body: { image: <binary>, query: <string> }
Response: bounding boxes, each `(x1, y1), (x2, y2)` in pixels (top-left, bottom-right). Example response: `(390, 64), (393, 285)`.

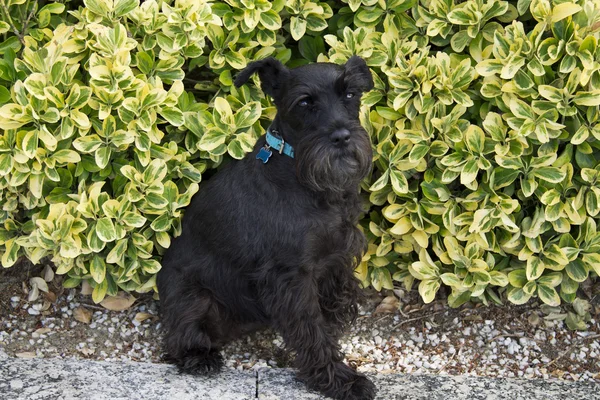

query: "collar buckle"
(260, 128), (294, 163)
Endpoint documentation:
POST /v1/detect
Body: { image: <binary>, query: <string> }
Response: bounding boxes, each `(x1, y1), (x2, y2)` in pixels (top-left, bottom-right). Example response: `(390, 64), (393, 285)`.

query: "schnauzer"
(157, 55), (376, 400)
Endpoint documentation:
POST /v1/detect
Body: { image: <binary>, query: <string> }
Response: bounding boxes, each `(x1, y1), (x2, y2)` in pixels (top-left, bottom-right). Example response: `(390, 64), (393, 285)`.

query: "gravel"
(1, 270), (599, 383)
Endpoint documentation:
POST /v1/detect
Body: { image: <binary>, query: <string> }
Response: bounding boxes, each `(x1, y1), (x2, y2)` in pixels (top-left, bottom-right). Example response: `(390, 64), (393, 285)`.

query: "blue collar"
(256, 129), (294, 163)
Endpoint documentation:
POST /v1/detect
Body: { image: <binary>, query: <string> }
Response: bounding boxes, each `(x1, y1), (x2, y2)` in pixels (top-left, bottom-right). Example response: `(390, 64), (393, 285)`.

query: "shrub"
(0, 0), (598, 316)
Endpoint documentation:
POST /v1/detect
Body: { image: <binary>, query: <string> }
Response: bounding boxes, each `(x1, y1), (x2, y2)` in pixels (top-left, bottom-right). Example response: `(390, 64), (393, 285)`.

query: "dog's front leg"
(267, 272), (375, 400)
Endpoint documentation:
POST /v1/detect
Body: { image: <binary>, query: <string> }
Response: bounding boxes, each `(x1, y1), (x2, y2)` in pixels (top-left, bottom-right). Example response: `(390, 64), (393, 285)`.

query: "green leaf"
(371, 268), (394, 291)
(390, 170), (409, 194)
(234, 101), (261, 128)
(582, 253), (600, 276)
(461, 159), (478, 185)
(160, 107), (185, 127)
(526, 256), (544, 280)
(298, 35), (325, 62)
(517, 0), (532, 15)
(290, 16), (307, 41)
(537, 272), (563, 288)
(92, 280), (108, 304)
(0, 36), (21, 55)
(538, 85), (563, 103)
(489, 271), (509, 287)
(1, 238), (20, 267)
(143, 159), (167, 184)
(106, 239), (127, 264)
(523, 281), (537, 296)
(155, 231), (171, 248)
(95, 147), (112, 170)
(507, 287), (532, 305)
(114, 0), (139, 17)
(224, 51), (246, 70)
(259, 10), (282, 30)
(356, 7), (384, 24)
(530, 167), (566, 183)
(410, 257), (438, 280)
(62, 278), (82, 289)
(198, 129), (227, 152)
(508, 269), (527, 288)
(146, 193), (168, 209)
(24, 73), (46, 100)
(29, 173), (44, 199)
(465, 125), (484, 153)
(10, 170), (29, 186)
(305, 14), (328, 32)
(0, 153), (13, 176)
(376, 107), (402, 120)
(447, 7), (476, 25)
(52, 150), (81, 164)
(451, 31), (471, 53)
(150, 213), (171, 232)
(90, 255), (106, 284)
(389, 216), (413, 236)
(0, 21), (9, 35)
(551, 3), (582, 22)
(440, 273), (462, 288)
(565, 259), (588, 282)
(561, 275), (579, 294)
(71, 110), (91, 129)
(409, 143), (429, 162)
(0, 86), (11, 104)
(509, 98), (534, 119)
(418, 279), (441, 304)
(537, 284), (560, 306)
(122, 212), (147, 228)
(544, 244), (569, 266)
(73, 135), (103, 153)
(136, 51), (153, 75)
(573, 91), (600, 106)
(84, 0), (110, 16)
(448, 290), (472, 308)
(565, 312), (587, 330)
(521, 175), (537, 197)
(140, 259), (162, 274)
(22, 130), (38, 158)
(227, 139), (245, 160)
(476, 59), (503, 76)
(96, 218), (117, 242)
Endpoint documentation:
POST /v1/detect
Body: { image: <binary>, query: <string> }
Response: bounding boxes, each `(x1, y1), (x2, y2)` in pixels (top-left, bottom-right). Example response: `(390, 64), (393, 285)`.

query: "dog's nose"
(330, 129), (351, 146)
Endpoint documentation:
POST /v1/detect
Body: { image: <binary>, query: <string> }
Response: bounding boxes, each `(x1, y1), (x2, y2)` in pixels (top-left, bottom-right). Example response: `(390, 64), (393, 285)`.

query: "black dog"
(157, 56), (376, 400)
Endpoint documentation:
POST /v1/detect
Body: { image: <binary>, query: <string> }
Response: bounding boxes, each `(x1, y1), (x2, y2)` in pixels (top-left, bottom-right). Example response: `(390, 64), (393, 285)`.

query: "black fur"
(158, 56), (376, 400)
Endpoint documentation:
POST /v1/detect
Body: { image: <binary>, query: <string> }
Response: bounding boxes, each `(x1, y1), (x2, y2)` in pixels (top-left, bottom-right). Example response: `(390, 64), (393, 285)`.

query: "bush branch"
(22, 0), (37, 35)
(0, 0), (25, 45)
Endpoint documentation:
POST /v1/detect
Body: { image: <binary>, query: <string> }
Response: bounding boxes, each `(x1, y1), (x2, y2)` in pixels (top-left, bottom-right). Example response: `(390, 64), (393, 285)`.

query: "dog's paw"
(177, 349), (224, 375)
(307, 364), (376, 400)
(345, 375), (376, 400)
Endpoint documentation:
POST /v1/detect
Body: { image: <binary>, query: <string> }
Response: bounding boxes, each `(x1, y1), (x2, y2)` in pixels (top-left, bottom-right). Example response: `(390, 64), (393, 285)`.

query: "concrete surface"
(0, 353), (256, 400)
(1, 351), (599, 400)
(258, 369), (600, 399)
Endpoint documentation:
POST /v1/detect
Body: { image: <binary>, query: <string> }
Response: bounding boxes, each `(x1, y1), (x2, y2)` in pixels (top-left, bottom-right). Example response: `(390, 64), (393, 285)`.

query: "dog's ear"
(343, 56), (374, 93)
(234, 57), (290, 100)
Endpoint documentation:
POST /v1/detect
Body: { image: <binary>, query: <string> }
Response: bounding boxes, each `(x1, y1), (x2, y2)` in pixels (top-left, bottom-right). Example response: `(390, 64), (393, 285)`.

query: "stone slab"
(257, 369), (600, 400)
(0, 356), (256, 400)
(1, 354), (599, 400)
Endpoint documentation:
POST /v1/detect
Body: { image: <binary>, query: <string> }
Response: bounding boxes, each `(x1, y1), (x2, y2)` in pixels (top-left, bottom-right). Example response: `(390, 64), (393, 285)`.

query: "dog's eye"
(345, 92), (354, 99)
(298, 98), (311, 107)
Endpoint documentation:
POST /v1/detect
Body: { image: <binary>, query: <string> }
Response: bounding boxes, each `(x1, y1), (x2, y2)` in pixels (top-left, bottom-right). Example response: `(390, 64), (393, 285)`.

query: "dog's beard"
(295, 129), (372, 194)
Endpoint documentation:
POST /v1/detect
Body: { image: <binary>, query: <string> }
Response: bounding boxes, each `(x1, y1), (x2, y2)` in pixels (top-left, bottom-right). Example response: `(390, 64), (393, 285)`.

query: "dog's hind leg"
(160, 284), (225, 375)
(264, 270), (376, 400)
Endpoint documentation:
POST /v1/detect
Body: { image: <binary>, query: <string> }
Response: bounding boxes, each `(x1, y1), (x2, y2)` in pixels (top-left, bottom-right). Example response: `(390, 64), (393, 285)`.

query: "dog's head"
(235, 56), (374, 193)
